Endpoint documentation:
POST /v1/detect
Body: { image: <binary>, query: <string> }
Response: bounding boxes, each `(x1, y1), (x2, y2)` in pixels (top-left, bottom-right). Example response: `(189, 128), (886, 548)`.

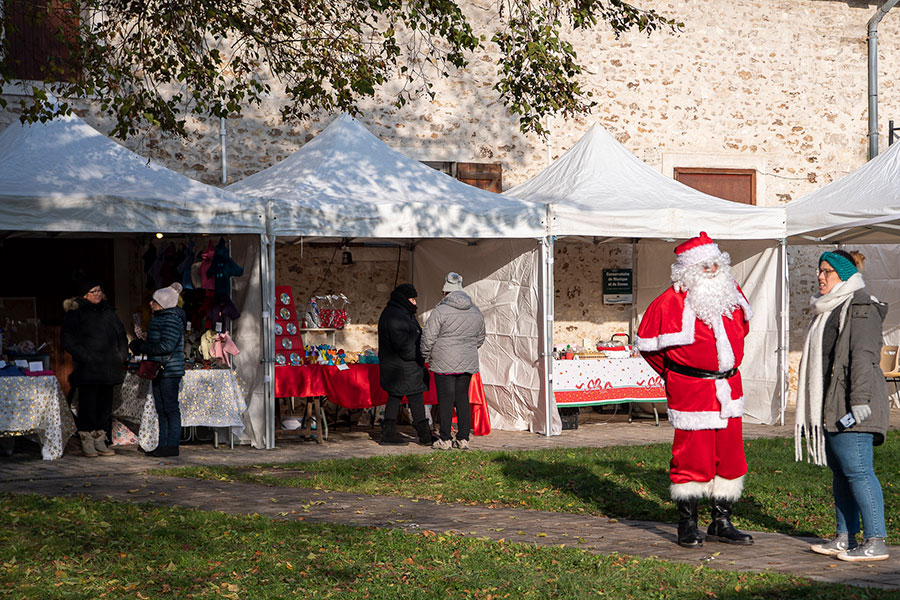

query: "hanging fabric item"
(210, 237), (245, 296)
(199, 240), (217, 290)
(208, 294), (241, 325)
(177, 240), (196, 290)
(212, 331), (240, 367)
(199, 330), (217, 360)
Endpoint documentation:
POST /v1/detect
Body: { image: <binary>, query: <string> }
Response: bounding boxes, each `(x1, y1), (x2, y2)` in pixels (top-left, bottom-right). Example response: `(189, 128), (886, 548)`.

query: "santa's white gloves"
(851, 404), (872, 423)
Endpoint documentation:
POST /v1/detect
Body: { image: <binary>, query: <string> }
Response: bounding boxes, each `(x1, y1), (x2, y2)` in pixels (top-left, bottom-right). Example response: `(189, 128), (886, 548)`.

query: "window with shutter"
(674, 167), (756, 205)
(4, 0), (80, 82)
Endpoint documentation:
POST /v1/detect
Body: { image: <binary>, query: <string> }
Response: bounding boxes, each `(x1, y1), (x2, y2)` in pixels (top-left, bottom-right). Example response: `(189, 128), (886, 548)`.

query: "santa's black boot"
(706, 499), (753, 545)
(676, 498), (703, 548)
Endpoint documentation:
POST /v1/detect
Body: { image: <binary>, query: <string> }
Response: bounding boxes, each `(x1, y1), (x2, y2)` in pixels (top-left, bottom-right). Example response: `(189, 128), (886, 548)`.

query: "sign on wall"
(603, 269), (633, 304)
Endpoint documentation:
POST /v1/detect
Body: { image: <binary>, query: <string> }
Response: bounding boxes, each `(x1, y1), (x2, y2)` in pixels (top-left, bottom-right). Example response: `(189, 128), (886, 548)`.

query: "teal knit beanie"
(819, 251), (858, 281)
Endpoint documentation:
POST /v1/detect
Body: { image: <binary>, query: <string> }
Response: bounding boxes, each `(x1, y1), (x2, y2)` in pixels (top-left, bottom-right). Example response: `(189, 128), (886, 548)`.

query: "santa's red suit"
(635, 240), (752, 502)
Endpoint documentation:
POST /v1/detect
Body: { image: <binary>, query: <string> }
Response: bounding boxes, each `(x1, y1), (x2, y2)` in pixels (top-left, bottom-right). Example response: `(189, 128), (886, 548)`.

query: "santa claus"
(635, 232), (754, 548)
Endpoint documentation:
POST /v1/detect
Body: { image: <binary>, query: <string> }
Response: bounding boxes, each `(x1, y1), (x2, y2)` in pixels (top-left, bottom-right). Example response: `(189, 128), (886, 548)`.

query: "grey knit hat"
(442, 272), (464, 293)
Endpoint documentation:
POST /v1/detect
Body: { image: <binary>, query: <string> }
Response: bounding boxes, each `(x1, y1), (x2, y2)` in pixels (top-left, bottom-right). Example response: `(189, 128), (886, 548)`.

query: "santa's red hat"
(674, 232), (723, 267)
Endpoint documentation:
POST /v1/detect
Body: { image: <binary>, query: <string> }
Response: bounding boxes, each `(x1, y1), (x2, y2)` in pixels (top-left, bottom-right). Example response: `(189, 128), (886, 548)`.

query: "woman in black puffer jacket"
(130, 283), (186, 457)
(377, 284), (432, 446)
(61, 278), (129, 457)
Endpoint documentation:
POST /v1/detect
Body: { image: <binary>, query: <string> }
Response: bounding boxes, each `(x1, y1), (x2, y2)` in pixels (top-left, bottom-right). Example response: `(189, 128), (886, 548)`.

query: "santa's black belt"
(666, 361), (737, 380)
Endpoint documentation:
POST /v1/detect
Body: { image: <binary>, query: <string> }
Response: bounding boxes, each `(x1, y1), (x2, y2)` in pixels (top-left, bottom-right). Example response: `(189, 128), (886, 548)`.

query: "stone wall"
(2, 0), (898, 394)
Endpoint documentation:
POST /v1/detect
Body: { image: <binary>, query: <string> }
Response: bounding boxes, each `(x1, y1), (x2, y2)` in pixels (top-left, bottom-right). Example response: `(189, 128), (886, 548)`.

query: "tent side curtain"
(414, 239), (555, 433)
(636, 239), (782, 425)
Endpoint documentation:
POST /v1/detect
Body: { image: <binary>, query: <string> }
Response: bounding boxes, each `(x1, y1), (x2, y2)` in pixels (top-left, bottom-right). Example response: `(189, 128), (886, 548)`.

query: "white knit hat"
(442, 272), (464, 292)
(152, 282), (183, 309)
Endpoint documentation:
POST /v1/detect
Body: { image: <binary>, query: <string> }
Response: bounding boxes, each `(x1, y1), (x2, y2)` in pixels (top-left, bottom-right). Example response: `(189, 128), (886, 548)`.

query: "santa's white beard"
(675, 266), (742, 327)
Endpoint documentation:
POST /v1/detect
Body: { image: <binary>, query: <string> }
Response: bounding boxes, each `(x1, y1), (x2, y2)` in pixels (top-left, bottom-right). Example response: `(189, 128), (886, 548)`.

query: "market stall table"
(0, 375), (75, 460)
(114, 369), (246, 451)
(275, 364), (491, 438)
(553, 356), (666, 424)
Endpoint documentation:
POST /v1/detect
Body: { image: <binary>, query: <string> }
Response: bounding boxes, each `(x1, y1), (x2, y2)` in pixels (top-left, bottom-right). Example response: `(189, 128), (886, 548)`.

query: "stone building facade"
(2, 0), (898, 391)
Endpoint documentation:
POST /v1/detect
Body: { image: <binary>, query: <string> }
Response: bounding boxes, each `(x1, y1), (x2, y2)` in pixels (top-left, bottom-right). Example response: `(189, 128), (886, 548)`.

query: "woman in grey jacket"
(421, 273), (485, 450)
(795, 250), (890, 562)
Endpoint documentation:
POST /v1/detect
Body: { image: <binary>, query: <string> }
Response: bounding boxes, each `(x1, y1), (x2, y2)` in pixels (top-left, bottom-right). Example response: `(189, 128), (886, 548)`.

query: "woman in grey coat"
(795, 250), (890, 562)
(421, 272), (485, 450)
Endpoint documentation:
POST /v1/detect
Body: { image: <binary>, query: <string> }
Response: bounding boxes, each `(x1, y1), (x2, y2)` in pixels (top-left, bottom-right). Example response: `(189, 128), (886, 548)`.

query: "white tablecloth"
(0, 376), (76, 460)
(114, 370), (246, 451)
(553, 357), (666, 406)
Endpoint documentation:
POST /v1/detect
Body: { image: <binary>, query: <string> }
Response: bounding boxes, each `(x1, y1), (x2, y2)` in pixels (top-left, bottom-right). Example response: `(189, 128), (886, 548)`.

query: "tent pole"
(262, 211), (277, 449)
(630, 238), (639, 340)
(778, 238), (788, 426)
(542, 202), (556, 437)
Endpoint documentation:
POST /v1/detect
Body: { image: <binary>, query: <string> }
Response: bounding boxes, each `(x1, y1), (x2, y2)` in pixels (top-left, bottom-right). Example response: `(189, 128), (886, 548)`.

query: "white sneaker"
(810, 533), (856, 556)
(837, 538), (890, 562)
(432, 439), (452, 450)
(454, 438), (470, 450)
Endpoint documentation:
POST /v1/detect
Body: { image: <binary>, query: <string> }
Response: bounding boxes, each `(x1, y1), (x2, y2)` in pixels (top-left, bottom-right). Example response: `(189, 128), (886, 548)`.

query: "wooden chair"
(880, 345), (900, 408)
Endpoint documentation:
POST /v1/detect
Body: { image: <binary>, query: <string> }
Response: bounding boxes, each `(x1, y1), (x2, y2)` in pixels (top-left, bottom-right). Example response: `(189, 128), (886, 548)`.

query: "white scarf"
(794, 273), (865, 465)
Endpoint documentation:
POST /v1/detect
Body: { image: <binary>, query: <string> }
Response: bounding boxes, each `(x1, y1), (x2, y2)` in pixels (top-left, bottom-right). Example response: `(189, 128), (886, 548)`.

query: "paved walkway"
(3, 408), (900, 590)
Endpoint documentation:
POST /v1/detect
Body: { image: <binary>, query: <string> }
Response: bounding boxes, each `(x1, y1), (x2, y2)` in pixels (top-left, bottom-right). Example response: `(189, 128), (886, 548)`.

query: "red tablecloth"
(275, 364), (490, 436)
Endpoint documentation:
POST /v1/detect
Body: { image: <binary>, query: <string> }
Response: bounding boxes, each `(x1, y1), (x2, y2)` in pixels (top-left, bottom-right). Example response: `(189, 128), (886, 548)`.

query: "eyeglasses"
(817, 267), (836, 276)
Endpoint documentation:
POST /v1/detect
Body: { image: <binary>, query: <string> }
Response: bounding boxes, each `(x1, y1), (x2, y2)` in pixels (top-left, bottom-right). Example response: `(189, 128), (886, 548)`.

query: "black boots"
(676, 498), (753, 547)
(379, 419), (410, 446)
(707, 499), (754, 545)
(676, 498), (703, 548)
(413, 420), (434, 446)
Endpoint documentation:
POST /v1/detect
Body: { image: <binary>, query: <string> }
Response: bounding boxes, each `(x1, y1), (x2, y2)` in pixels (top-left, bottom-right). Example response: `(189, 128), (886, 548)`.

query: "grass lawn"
(1, 493), (894, 599)
(161, 431), (899, 544)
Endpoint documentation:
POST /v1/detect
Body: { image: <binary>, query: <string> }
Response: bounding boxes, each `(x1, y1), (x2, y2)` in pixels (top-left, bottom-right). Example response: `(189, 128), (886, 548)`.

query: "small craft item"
(274, 323), (283, 335)
(290, 352), (302, 365)
(282, 338), (292, 349)
(279, 307), (291, 320)
(280, 292), (291, 305)
(275, 354), (286, 365)
(286, 322), (297, 335)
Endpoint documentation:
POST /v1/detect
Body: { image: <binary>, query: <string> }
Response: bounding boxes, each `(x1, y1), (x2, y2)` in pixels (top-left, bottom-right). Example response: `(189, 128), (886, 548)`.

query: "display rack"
(298, 327), (337, 346)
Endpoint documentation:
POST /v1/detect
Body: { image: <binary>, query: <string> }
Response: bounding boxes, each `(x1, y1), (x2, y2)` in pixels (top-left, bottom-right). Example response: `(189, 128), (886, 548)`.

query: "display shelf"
(299, 328), (338, 346)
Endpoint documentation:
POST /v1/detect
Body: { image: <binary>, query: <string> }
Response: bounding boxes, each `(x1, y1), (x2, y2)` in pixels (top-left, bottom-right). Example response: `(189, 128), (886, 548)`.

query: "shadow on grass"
(489, 452), (825, 542)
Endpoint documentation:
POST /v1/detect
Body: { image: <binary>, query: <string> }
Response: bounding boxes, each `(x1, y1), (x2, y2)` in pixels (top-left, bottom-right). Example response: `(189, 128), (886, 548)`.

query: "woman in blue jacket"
(131, 282), (186, 457)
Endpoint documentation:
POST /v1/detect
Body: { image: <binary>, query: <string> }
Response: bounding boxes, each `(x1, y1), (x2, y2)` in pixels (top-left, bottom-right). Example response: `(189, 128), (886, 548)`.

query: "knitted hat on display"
(394, 283), (418, 299)
(819, 251), (858, 281)
(442, 272), (464, 293)
(153, 282), (183, 309)
(674, 232), (723, 267)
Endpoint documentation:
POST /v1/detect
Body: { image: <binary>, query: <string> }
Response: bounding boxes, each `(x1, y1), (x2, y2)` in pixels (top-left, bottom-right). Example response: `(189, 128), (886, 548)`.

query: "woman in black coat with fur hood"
(61, 278), (128, 457)
(377, 284), (433, 446)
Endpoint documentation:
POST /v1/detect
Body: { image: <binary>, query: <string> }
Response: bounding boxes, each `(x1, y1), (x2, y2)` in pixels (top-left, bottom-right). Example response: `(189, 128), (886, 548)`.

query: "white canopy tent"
(0, 114), (270, 448)
(786, 141), (900, 360)
(505, 124), (788, 432)
(786, 139), (900, 245)
(228, 114), (554, 438)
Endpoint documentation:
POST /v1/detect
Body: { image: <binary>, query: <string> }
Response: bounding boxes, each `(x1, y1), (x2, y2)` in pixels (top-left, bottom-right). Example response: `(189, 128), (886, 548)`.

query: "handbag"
(136, 360), (162, 380)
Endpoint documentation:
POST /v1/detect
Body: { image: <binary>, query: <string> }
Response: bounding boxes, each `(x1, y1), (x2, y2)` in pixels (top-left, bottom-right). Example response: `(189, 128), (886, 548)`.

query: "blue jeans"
(824, 431), (887, 539)
(152, 376), (182, 449)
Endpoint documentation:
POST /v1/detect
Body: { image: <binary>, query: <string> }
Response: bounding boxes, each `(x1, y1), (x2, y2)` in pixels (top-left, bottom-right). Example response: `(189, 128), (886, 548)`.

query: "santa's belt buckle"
(667, 362), (737, 379)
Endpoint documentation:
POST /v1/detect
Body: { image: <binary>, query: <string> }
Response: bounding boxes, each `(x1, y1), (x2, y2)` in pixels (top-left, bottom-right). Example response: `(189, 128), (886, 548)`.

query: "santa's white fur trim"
(711, 475), (744, 502)
(735, 289), (753, 321)
(719, 392), (745, 419)
(676, 243), (721, 268)
(634, 304), (697, 353)
(667, 408), (729, 430)
(671, 480), (713, 500)
(709, 315), (735, 371)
